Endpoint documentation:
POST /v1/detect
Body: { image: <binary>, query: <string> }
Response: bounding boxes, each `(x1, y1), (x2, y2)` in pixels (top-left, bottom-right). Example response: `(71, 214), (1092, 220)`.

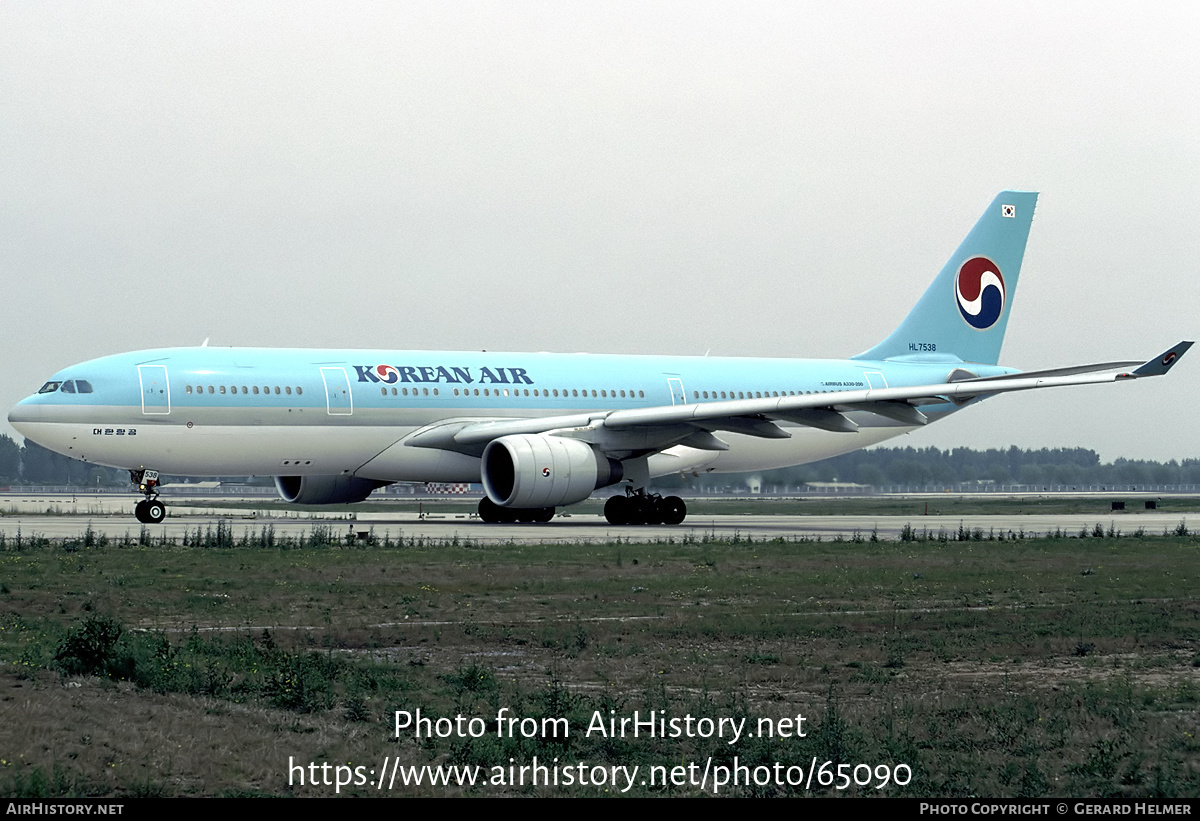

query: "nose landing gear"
(131, 469), (167, 524)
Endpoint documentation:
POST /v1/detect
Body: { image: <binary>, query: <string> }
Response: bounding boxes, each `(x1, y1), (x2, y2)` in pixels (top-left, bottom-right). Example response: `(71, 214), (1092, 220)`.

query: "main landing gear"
(130, 469), (167, 524)
(604, 490), (687, 526)
(477, 497), (555, 524)
(474, 491), (688, 525)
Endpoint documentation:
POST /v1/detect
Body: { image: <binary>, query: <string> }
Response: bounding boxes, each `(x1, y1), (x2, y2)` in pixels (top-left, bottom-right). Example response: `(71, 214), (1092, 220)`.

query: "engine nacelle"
(274, 475), (388, 505)
(482, 434), (623, 508)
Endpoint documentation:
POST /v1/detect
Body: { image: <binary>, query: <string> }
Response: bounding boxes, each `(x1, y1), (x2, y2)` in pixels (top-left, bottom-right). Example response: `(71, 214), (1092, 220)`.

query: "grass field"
(178, 492), (1200, 518)
(1, 524), (1198, 796)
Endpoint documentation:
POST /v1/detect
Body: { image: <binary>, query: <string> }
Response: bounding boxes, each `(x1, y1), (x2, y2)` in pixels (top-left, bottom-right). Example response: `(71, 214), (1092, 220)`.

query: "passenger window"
(253, 386), (259, 394)
(186, 386), (193, 394)
(296, 387), (303, 395)
(274, 387), (280, 395)
(286, 386), (292, 395)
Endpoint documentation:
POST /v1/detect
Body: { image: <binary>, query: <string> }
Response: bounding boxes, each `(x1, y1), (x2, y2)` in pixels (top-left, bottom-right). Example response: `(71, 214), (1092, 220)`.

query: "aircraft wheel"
(480, 498), (519, 523)
(134, 500), (149, 523)
(534, 507), (554, 523)
(604, 495), (630, 525)
(624, 496), (650, 525)
(145, 501), (166, 524)
(479, 497), (504, 523)
(662, 496), (687, 525)
(641, 497), (664, 525)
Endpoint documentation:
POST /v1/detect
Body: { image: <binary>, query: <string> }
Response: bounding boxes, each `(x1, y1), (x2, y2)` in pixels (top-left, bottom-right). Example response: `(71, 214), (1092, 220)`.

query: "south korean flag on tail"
(1001, 203), (1016, 218)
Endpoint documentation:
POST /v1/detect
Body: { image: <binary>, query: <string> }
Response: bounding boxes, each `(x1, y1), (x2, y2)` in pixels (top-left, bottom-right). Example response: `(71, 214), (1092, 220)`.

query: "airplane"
(7, 191), (1191, 526)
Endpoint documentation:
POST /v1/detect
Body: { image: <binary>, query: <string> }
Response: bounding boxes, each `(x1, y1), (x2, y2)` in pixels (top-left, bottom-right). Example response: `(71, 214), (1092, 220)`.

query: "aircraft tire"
(641, 497), (663, 525)
(604, 495), (629, 525)
(145, 501), (166, 524)
(662, 496), (687, 525)
(134, 500), (149, 523)
(479, 497), (522, 523)
(534, 507), (555, 523)
(478, 497), (501, 523)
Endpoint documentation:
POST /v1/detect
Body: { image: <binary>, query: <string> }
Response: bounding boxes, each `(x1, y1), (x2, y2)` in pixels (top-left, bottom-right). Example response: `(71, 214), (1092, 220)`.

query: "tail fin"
(853, 190), (1038, 365)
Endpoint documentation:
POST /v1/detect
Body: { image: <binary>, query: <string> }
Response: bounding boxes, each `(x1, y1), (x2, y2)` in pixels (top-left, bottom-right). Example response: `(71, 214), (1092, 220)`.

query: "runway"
(2, 493), (1196, 544)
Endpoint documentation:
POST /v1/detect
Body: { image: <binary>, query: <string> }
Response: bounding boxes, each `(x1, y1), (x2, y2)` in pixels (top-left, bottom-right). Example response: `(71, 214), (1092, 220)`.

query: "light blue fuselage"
(9, 346), (1004, 483)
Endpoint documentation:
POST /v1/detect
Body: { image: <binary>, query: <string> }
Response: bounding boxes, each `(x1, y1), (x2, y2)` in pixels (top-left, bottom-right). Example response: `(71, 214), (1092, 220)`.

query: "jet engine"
(274, 475), (389, 505)
(481, 434), (623, 508)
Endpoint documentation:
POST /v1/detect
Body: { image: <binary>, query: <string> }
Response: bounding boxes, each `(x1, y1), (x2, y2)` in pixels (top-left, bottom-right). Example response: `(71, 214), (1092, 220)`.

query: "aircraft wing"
(408, 341), (1192, 455)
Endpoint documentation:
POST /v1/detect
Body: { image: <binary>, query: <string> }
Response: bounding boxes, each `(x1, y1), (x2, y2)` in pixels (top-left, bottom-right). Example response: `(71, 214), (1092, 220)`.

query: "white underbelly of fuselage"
(22, 407), (921, 486)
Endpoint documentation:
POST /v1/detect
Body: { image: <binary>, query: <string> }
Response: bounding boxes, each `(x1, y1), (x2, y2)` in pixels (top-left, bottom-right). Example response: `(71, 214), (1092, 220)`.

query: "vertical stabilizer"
(853, 191), (1038, 365)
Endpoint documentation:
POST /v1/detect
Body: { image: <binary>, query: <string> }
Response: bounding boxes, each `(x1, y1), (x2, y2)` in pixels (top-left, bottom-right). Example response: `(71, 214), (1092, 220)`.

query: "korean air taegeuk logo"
(954, 256), (1005, 330)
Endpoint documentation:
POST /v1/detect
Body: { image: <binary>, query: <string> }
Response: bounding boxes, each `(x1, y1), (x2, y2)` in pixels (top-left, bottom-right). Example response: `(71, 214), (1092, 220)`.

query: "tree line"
(661, 445), (1200, 490)
(755, 445), (1200, 489)
(3, 433), (1198, 490)
(0, 434), (127, 487)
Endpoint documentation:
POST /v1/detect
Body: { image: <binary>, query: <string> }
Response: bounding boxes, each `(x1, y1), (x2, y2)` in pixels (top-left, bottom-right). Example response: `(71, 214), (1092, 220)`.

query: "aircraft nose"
(7, 397), (43, 435)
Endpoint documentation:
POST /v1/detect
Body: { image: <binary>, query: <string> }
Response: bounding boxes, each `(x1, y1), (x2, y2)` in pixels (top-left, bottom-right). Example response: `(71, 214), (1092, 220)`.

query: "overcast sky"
(2, 2), (1197, 463)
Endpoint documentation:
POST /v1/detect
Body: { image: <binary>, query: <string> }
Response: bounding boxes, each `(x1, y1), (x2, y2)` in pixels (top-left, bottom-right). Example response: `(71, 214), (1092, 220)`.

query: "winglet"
(1130, 341), (1193, 377)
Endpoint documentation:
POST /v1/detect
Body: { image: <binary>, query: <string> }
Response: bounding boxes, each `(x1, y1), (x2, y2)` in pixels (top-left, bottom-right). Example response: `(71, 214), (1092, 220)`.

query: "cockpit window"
(35, 379), (93, 395)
